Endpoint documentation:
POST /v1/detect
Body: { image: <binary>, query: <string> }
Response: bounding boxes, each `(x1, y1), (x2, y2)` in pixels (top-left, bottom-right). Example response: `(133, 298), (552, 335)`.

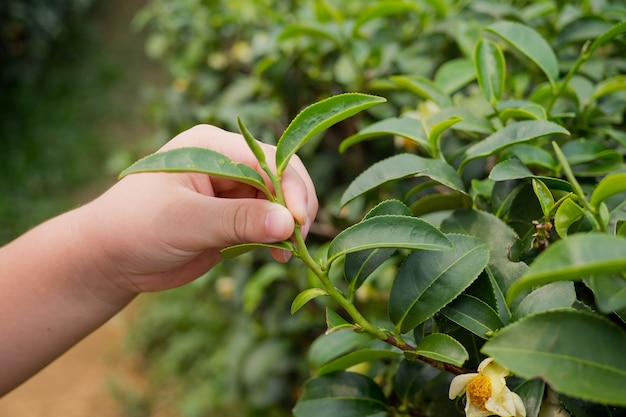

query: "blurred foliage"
(128, 0), (626, 416)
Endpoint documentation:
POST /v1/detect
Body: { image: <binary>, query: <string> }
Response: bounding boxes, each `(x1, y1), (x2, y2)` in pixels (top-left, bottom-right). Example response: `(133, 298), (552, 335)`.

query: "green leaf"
(327, 215), (453, 265)
(483, 309), (626, 406)
(531, 178), (554, 218)
(434, 58), (477, 95)
(474, 39), (505, 106)
(489, 158), (571, 191)
(389, 234), (490, 333)
(326, 308), (355, 333)
(316, 341), (401, 376)
(511, 281), (576, 321)
(345, 200), (411, 291)
(441, 294), (504, 339)
(514, 379), (545, 417)
(409, 193), (473, 217)
(412, 333), (469, 367)
(587, 20), (626, 57)
(353, 2), (419, 36)
(428, 116), (463, 154)
(503, 144), (556, 170)
(276, 93), (386, 175)
(220, 241), (293, 258)
(308, 331), (374, 369)
(293, 372), (388, 417)
(340, 153), (465, 207)
(243, 264), (287, 313)
(590, 75), (626, 102)
(554, 197), (585, 238)
(507, 233), (626, 304)
(237, 116), (266, 165)
(585, 274), (626, 314)
(279, 23), (342, 47)
(430, 107), (493, 135)
(120, 147), (271, 197)
(291, 288), (329, 315)
(487, 21), (559, 85)
(462, 120), (569, 168)
(498, 100), (547, 122)
(339, 117), (429, 155)
(590, 173), (626, 209)
(390, 75), (453, 107)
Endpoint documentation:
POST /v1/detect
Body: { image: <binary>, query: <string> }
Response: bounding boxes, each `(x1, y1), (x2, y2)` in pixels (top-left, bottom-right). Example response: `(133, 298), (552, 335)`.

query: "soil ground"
(0, 0), (165, 415)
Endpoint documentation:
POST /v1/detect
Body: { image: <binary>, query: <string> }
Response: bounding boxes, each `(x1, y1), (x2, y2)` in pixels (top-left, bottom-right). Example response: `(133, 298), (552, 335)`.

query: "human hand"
(79, 124), (317, 303)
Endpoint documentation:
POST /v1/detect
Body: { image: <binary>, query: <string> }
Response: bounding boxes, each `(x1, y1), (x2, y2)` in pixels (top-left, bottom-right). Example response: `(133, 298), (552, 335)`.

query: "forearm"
(0, 208), (135, 395)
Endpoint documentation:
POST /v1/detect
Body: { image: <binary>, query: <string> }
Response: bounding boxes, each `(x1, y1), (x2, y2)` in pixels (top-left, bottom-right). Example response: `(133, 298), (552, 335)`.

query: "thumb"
(206, 198), (295, 246)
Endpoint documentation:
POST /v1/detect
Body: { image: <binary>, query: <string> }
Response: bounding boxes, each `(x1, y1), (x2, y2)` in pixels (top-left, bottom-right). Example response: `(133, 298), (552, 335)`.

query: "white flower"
(449, 357), (526, 417)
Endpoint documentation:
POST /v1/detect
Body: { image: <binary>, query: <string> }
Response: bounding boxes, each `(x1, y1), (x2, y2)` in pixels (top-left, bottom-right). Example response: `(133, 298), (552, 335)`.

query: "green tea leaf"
(413, 333), (469, 367)
(511, 281), (576, 321)
(409, 193), (473, 217)
(339, 117), (429, 154)
(590, 173), (626, 209)
(327, 215), (453, 265)
(587, 20), (626, 56)
(279, 23), (342, 47)
(237, 116), (266, 165)
(291, 288), (329, 315)
(353, 2), (419, 36)
(483, 310), (626, 406)
(308, 331), (374, 369)
(293, 372), (388, 417)
(120, 147), (271, 197)
(428, 116), (463, 153)
(389, 234), (490, 333)
(340, 153), (465, 207)
(440, 294), (504, 339)
(507, 233), (626, 304)
(489, 158), (571, 191)
(276, 93), (386, 175)
(390, 75), (453, 107)
(554, 198), (585, 238)
(474, 38), (505, 106)
(531, 178), (554, 218)
(462, 120), (569, 168)
(590, 75), (626, 102)
(487, 21), (559, 85)
(326, 308), (355, 333)
(316, 340), (401, 375)
(434, 58), (476, 94)
(585, 274), (626, 314)
(220, 241), (293, 258)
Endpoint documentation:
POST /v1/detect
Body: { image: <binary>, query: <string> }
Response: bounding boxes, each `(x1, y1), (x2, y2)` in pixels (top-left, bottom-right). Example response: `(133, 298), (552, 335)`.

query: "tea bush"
(128, 1), (626, 416)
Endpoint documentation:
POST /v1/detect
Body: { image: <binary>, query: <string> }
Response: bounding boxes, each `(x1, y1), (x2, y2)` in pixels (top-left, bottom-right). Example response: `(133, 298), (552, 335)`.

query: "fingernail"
(265, 204), (294, 241)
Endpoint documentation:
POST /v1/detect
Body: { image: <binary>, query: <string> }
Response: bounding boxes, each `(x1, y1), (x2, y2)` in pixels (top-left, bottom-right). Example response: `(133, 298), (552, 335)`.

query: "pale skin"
(0, 124), (318, 395)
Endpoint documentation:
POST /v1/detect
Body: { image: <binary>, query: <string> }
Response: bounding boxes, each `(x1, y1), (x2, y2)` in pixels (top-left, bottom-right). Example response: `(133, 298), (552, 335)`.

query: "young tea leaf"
(291, 288), (329, 315)
(220, 242), (294, 258)
(339, 117), (429, 155)
(474, 38), (506, 106)
(487, 20), (559, 85)
(276, 93), (386, 175)
(440, 294), (505, 339)
(119, 147), (272, 198)
(590, 173), (626, 209)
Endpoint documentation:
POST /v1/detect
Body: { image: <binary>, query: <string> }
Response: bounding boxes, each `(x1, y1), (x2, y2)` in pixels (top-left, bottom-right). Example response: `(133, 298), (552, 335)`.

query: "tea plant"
(126, 1), (626, 416)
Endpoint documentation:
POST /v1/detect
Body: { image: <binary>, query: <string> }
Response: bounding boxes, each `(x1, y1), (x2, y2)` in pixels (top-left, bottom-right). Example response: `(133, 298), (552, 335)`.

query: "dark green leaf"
(585, 274), (626, 314)
(514, 379), (545, 417)
(340, 153), (465, 207)
(120, 147), (271, 197)
(327, 215), (453, 265)
(316, 341), (401, 375)
(489, 158), (571, 191)
(409, 193), (473, 217)
(483, 310), (626, 406)
(440, 294), (504, 339)
(507, 233), (626, 304)
(276, 93), (386, 175)
(308, 331), (374, 369)
(389, 234), (490, 333)
(511, 281), (576, 321)
(293, 372), (388, 417)
(413, 333), (469, 367)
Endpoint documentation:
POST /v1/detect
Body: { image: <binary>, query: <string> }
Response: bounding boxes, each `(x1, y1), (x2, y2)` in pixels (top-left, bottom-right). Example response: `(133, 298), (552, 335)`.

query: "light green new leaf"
(462, 120), (569, 168)
(507, 233), (626, 304)
(532, 179), (554, 218)
(590, 173), (626, 209)
(237, 116), (266, 165)
(293, 372), (388, 417)
(428, 116), (463, 153)
(276, 93), (386, 175)
(339, 117), (429, 155)
(291, 288), (329, 315)
(326, 308), (355, 333)
(327, 215), (453, 265)
(434, 58), (476, 95)
(120, 147), (271, 197)
(483, 309), (626, 406)
(389, 234), (490, 333)
(220, 242), (293, 258)
(487, 21), (559, 85)
(590, 75), (626, 102)
(412, 333), (469, 367)
(441, 294), (505, 339)
(390, 75), (453, 107)
(587, 20), (626, 57)
(554, 198), (585, 238)
(474, 39), (505, 106)
(340, 153), (465, 207)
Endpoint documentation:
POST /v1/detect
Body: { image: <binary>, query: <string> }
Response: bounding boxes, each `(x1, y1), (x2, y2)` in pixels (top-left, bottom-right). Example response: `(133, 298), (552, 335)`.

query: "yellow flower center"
(467, 374), (491, 410)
